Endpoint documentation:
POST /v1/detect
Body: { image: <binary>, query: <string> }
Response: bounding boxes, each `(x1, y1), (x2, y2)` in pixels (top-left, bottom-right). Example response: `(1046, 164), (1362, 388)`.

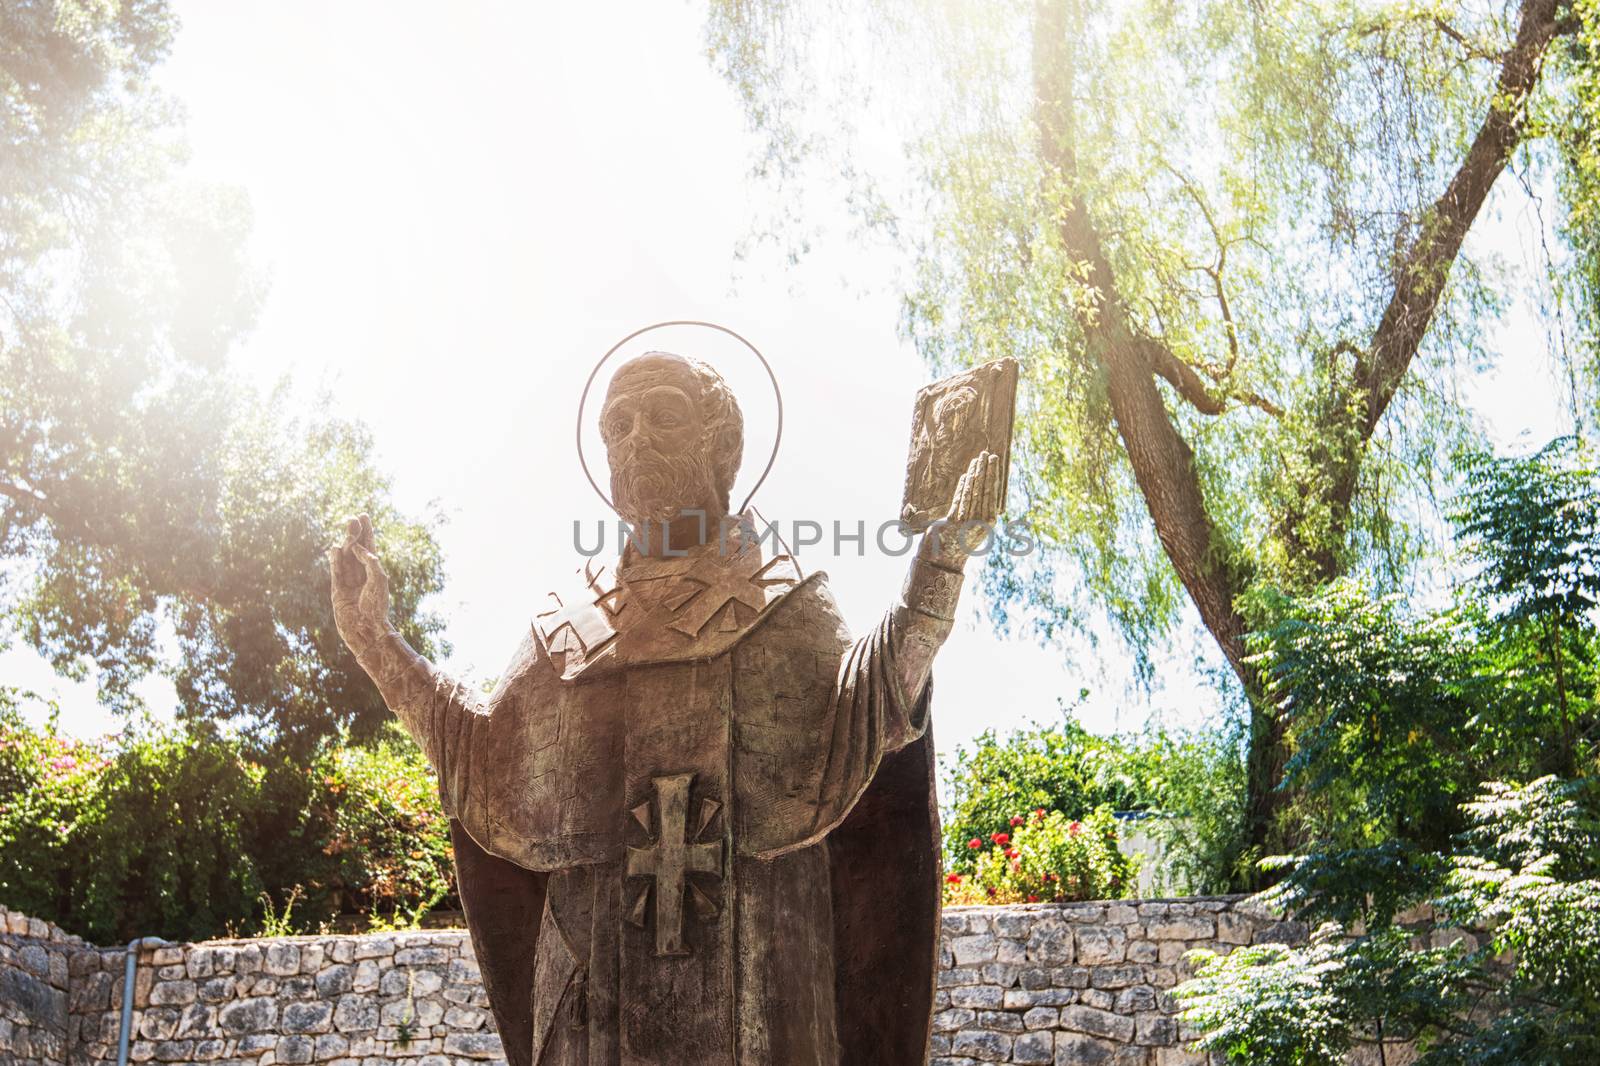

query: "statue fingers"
(960, 453), (992, 523)
(968, 453), (991, 522)
(352, 545), (391, 623)
(983, 451), (1004, 521)
(951, 467), (975, 522)
(351, 542), (389, 585)
(329, 545), (361, 600)
(358, 513), (376, 552)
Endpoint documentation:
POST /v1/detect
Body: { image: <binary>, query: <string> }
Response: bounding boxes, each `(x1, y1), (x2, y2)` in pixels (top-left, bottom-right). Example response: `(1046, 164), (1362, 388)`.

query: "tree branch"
(1301, 0), (1573, 575)
(1144, 338), (1285, 419)
(1033, 0), (1254, 679)
(1355, 0), (1568, 442)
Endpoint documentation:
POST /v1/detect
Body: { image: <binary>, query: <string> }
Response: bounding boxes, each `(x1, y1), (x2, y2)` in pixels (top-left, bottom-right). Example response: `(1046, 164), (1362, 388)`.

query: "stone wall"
(72, 929), (503, 1066)
(933, 896), (1301, 1066)
(0, 904), (81, 1065)
(0, 895), (1309, 1066)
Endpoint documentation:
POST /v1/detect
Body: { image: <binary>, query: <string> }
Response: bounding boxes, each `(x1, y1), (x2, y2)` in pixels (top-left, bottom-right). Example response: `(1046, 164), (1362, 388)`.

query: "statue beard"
(610, 444), (722, 528)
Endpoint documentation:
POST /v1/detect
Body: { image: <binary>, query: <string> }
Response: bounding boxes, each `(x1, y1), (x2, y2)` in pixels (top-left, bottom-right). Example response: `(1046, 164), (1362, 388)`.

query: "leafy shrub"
(944, 805), (1135, 905)
(0, 701), (454, 941)
(302, 726), (454, 929)
(941, 707), (1248, 893)
(1176, 778), (1600, 1065)
(0, 693), (266, 943)
(1124, 724), (1252, 895)
(940, 709), (1146, 877)
(1176, 439), (1600, 1064)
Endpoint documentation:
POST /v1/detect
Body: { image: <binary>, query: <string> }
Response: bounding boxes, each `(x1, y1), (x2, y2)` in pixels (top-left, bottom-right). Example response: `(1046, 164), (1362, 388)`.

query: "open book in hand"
(899, 357), (1018, 532)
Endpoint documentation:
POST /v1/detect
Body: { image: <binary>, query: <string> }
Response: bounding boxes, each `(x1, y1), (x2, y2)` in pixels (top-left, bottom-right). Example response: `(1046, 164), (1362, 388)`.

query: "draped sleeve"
(359, 626), (547, 855)
(735, 575), (932, 859)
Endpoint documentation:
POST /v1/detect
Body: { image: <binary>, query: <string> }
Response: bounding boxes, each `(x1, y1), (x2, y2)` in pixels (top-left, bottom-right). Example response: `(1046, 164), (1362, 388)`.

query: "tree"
(0, 0), (445, 749)
(1171, 439), (1600, 1064)
(705, 0), (1597, 852)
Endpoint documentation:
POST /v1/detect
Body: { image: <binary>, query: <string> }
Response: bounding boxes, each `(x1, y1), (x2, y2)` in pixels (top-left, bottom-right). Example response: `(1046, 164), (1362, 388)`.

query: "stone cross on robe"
(625, 773), (724, 957)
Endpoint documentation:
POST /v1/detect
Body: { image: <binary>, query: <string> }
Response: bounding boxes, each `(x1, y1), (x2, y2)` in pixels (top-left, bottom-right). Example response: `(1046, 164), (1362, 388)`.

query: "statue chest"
(524, 653), (841, 1066)
(475, 577), (846, 873)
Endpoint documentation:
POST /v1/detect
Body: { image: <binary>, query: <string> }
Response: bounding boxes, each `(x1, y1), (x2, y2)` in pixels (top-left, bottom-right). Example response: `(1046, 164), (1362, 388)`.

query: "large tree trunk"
(1031, 0), (1283, 857)
(1029, 0), (1570, 864)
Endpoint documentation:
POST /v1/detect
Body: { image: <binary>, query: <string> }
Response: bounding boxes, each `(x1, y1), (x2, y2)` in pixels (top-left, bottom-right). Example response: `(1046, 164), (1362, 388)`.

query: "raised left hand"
(928, 451), (1004, 566)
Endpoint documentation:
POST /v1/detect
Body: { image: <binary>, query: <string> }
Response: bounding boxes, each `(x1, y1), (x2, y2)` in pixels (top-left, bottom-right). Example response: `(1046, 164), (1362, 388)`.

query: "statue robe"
(390, 532), (941, 1066)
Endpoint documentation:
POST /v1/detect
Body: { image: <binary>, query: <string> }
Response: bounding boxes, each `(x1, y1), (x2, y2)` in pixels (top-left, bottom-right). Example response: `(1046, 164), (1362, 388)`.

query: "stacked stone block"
(69, 930), (505, 1065)
(932, 896), (1303, 1066)
(0, 904), (82, 1066)
(1, 895), (1335, 1066)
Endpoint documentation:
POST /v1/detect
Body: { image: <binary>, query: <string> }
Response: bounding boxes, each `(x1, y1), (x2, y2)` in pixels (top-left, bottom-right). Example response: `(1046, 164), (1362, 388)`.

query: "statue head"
(600, 351), (745, 527)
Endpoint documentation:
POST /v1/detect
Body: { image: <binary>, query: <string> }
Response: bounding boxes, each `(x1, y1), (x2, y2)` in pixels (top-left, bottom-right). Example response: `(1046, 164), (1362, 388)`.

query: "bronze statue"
(328, 351), (1003, 1066)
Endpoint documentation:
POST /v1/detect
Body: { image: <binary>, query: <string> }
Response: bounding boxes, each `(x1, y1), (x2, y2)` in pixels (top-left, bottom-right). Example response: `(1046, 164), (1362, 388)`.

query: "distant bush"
(0, 697), (453, 942)
(0, 694), (267, 942)
(944, 805), (1135, 905)
(300, 729), (454, 929)
(941, 707), (1249, 893)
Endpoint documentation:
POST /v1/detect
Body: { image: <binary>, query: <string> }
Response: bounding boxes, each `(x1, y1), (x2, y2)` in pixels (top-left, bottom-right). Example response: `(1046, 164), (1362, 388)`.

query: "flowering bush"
(0, 697), (454, 941)
(943, 805), (1136, 905)
(0, 695), (267, 942)
(940, 712), (1250, 894)
(302, 730), (454, 928)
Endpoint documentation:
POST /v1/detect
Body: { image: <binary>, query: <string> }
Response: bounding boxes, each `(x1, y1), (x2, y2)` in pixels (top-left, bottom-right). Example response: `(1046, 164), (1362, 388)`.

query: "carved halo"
(576, 320), (784, 516)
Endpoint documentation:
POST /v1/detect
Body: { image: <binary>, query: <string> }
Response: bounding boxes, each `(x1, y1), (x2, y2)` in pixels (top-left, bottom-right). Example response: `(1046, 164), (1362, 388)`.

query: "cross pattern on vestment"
(666, 545), (792, 638)
(535, 582), (622, 669)
(625, 773), (723, 957)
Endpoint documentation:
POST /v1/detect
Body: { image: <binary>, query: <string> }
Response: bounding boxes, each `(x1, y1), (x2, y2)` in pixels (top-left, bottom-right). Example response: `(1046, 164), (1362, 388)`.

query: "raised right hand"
(328, 513), (392, 652)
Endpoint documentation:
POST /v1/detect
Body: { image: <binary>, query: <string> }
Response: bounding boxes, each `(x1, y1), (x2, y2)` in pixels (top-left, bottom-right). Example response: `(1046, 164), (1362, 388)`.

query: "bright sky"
(3, 1), (1577, 757)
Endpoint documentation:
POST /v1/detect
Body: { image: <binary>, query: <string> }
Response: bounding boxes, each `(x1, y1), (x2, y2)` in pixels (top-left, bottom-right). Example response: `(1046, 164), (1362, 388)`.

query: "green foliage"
(940, 705), (1147, 871)
(1454, 437), (1600, 627)
(0, 703), (454, 942)
(0, 0), (447, 751)
(0, 692), (265, 942)
(1545, 0), (1600, 366)
(1177, 441), (1600, 1063)
(1136, 723), (1255, 896)
(706, 0), (1597, 666)
(1177, 779), (1600, 1066)
(1249, 437), (1600, 925)
(301, 724), (455, 931)
(944, 806), (1134, 905)
(1178, 924), (1464, 1066)
(940, 705), (1250, 893)
(1437, 777), (1600, 1056)
(255, 886), (304, 939)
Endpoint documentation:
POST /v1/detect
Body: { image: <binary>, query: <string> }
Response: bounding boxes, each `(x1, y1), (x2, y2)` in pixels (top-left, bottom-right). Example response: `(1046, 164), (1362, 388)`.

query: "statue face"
(601, 355), (724, 525)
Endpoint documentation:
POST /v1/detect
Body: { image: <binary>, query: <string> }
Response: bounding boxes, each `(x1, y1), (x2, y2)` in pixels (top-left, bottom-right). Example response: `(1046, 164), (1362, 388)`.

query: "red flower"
(986, 886), (998, 898)
(946, 873), (962, 884)
(967, 838), (983, 850)
(1068, 821), (1082, 836)
(1006, 849), (1019, 859)
(1027, 894), (1041, 903)
(1043, 873), (1057, 882)
(1009, 815), (1025, 827)
(991, 832), (1010, 846)
(1035, 807), (1047, 821)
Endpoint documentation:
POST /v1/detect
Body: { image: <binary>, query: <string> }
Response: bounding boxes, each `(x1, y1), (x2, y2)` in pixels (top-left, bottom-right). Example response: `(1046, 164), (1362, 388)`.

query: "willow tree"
(706, 0), (1598, 852)
(1, 1), (446, 750)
